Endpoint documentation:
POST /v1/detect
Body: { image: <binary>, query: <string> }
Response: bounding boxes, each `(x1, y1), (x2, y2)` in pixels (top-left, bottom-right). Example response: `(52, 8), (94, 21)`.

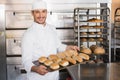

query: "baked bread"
(66, 50), (78, 56)
(48, 54), (58, 60)
(81, 38), (87, 42)
(50, 63), (60, 70)
(89, 32), (95, 35)
(81, 32), (87, 35)
(44, 59), (53, 66)
(97, 38), (103, 42)
(52, 58), (62, 63)
(57, 52), (66, 59)
(87, 18), (103, 22)
(80, 47), (92, 55)
(94, 47), (105, 55)
(81, 25), (89, 28)
(64, 50), (73, 57)
(96, 32), (102, 35)
(94, 25), (104, 28)
(88, 38), (95, 42)
(90, 45), (98, 52)
(72, 56), (83, 63)
(59, 60), (69, 67)
(38, 56), (47, 63)
(78, 53), (90, 60)
(65, 57), (76, 64)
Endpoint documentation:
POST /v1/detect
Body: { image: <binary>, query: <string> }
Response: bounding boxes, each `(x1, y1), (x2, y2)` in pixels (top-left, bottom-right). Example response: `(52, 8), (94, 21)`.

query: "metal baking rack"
(73, 7), (111, 62)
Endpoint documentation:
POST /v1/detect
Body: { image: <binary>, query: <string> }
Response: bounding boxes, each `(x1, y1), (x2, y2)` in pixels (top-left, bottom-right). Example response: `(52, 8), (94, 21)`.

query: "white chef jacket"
(21, 22), (67, 80)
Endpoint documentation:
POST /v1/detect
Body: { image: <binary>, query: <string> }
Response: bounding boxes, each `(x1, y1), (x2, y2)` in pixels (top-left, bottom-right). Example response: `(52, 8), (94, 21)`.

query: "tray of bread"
(33, 50), (91, 72)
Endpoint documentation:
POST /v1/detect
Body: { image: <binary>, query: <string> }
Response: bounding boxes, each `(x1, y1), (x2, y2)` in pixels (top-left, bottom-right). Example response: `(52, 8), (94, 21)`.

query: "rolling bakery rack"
(73, 7), (111, 62)
(114, 8), (120, 61)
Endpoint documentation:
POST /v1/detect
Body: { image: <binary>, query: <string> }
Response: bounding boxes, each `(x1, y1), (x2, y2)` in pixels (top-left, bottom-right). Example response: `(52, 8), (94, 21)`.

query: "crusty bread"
(48, 54), (58, 60)
(50, 63), (60, 70)
(87, 18), (103, 22)
(52, 58), (62, 63)
(81, 32), (87, 35)
(97, 38), (103, 42)
(81, 25), (89, 28)
(78, 53), (90, 60)
(66, 50), (78, 56)
(90, 45), (98, 52)
(38, 56), (47, 63)
(80, 47), (92, 55)
(44, 59), (53, 66)
(96, 32), (102, 35)
(88, 38), (95, 42)
(65, 57), (76, 64)
(59, 60), (69, 67)
(81, 38), (87, 42)
(72, 56), (83, 63)
(64, 50), (73, 57)
(94, 47), (105, 55)
(89, 32), (95, 35)
(57, 52), (66, 59)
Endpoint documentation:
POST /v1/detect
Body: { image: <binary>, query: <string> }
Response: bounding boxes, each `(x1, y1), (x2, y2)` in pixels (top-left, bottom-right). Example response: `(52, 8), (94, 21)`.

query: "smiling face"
(32, 9), (47, 25)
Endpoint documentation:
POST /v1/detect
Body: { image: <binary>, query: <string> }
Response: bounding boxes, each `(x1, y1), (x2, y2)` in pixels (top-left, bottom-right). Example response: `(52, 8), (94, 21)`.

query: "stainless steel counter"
(67, 62), (120, 80)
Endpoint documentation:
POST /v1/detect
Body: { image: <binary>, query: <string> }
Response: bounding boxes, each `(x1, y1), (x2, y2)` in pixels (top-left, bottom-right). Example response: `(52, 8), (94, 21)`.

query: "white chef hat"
(32, 0), (47, 10)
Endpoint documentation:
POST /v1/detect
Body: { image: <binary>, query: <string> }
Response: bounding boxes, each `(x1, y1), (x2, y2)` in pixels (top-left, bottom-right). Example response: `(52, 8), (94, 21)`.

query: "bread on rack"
(50, 63), (60, 70)
(97, 37), (103, 42)
(87, 18), (103, 22)
(89, 32), (95, 35)
(38, 56), (47, 63)
(96, 32), (102, 35)
(81, 32), (87, 35)
(80, 25), (89, 28)
(88, 38), (95, 42)
(94, 25), (104, 28)
(90, 45), (105, 55)
(81, 38), (87, 42)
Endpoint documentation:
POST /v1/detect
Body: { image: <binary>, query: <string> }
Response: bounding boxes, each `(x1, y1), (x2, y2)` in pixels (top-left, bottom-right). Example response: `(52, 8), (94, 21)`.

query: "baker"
(21, 0), (79, 80)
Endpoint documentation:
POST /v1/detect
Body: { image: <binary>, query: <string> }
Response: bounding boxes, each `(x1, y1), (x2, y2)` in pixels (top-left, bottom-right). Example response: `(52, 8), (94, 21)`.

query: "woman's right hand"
(31, 65), (48, 75)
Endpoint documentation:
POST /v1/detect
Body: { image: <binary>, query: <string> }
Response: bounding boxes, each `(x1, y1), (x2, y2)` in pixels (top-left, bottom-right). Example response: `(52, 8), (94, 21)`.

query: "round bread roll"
(96, 32), (102, 35)
(72, 56), (83, 63)
(94, 25), (104, 28)
(88, 38), (95, 42)
(87, 18), (103, 22)
(90, 45), (98, 52)
(81, 38), (87, 42)
(50, 63), (60, 70)
(89, 32), (95, 35)
(59, 60), (69, 67)
(97, 38), (103, 42)
(57, 52), (66, 59)
(64, 50), (73, 57)
(81, 32), (87, 35)
(78, 53), (90, 60)
(38, 56), (47, 63)
(66, 50), (78, 56)
(65, 57), (76, 64)
(48, 54), (58, 60)
(80, 47), (92, 55)
(81, 25), (89, 28)
(52, 58), (62, 63)
(44, 59), (53, 66)
(94, 47), (105, 55)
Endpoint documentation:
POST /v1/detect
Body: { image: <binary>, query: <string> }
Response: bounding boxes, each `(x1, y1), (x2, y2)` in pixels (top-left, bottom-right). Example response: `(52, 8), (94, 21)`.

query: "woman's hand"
(66, 45), (80, 51)
(31, 65), (48, 75)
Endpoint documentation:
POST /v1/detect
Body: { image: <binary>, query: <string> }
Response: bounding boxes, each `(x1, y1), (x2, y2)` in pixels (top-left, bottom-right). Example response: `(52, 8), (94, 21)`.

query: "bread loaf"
(38, 56), (47, 63)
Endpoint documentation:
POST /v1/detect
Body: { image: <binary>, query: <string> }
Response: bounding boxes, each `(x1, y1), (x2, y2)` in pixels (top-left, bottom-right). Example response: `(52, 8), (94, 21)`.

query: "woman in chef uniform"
(21, 0), (79, 80)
